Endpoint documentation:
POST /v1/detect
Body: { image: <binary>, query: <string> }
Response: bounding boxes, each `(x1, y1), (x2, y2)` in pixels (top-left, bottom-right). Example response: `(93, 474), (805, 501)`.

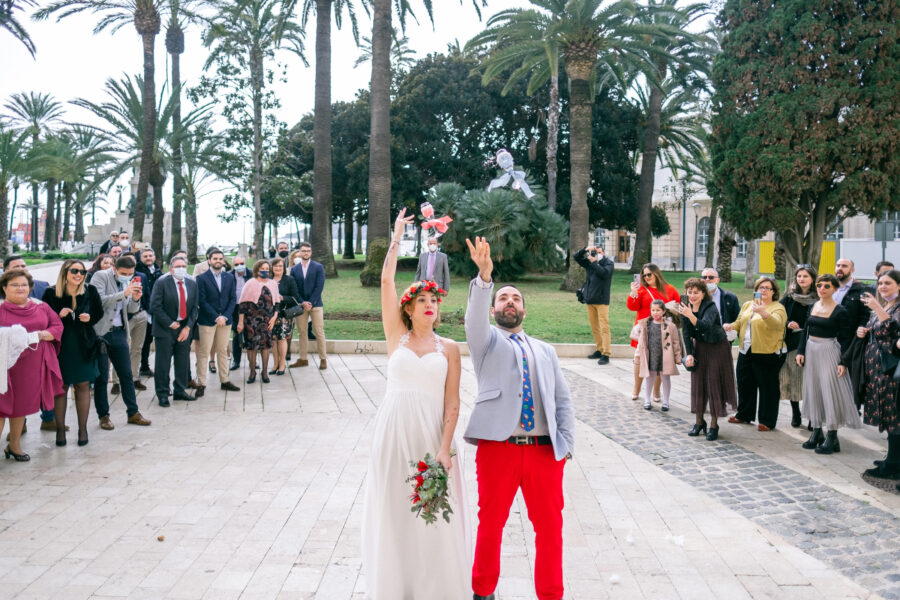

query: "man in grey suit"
(464, 237), (574, 600)
(150, 256), (199, 406)
(414, 237), (450, 291)
(90, 256), (152, 429)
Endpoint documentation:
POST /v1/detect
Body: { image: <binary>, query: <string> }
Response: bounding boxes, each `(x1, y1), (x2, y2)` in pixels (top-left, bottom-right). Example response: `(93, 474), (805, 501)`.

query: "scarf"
(790, 291), (817, 306)
(238, 277), (282, 305)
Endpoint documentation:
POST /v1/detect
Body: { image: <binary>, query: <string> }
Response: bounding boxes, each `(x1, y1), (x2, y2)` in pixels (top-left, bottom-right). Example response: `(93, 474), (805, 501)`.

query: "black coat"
(682, 299), (728, 356)
(276, 275), (300, 316)
(780, 294), (814, 352)
(841, 281), (873, 328)
(573, 248), (614, 305)
(41, 285), (104, 357)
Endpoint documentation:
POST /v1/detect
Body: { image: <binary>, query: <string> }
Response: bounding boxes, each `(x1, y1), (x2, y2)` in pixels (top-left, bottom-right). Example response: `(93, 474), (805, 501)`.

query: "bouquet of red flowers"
(407, 452), (454, 525)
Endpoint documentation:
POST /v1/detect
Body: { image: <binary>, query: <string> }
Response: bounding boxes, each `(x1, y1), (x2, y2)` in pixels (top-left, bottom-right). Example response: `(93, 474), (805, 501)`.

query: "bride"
(361, 208), (471, 599)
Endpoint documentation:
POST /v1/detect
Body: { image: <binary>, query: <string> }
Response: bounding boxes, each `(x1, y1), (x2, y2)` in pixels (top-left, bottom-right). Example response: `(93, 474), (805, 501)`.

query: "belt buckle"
(512, 435), (531, 445)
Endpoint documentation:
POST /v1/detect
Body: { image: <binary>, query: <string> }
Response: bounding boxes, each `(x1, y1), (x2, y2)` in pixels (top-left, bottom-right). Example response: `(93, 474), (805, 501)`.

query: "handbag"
(283, 298), (305, 319)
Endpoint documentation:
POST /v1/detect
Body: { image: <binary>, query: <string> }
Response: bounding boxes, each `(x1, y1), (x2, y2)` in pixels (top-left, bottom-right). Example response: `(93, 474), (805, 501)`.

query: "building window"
(592, 228), (606, 250)
(697, 217), (709, 257)
(737, 236), (747, 258)
(890, 212), (900, 239)
(825, 217), (844, 241)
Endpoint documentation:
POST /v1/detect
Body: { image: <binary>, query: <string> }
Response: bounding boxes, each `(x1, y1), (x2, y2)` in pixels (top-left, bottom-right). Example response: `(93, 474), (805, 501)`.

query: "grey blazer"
(463, 278), (575, 460)
(414, 251), (450, 291)
(89, 269), (142, 341)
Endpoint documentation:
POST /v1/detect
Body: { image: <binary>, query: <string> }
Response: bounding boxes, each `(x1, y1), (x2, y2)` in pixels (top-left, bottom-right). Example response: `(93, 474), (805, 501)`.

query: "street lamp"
(692, 202), (702, 272)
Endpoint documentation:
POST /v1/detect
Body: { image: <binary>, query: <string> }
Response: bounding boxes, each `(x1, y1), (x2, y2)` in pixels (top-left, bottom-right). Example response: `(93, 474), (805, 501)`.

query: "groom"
(464, 237), (575, 600)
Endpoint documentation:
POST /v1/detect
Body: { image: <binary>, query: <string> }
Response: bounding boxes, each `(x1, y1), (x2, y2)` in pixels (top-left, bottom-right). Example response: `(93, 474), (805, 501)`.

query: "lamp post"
(692, 202), (702, 272)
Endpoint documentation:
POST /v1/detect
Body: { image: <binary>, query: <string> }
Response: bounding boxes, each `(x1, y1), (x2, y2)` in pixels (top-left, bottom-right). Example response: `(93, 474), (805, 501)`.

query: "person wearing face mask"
(196, 249), (240, 396)
(574, 245), (614, 365)
(276, 241), (290, 260)
(150, 256), (200, 406)
(108, 262), (150, 397)
(89, 256), (152, 428)
(230, 256), (250, 370)
(700, 268), (740, 328)
(116, 231), (132, 253)
(136, 249), (163, 377)
(414, 238), (450, 293)
(237, 260), (281, 383)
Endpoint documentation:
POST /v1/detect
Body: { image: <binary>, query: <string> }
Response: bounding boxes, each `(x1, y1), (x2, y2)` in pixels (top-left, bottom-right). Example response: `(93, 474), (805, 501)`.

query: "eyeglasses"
(701, 275), (716, 280)
(68, 268), (87, 275)
(757, 286), (773, 291)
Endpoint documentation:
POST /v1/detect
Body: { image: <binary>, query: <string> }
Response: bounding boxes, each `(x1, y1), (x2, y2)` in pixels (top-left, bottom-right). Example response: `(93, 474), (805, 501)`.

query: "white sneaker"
(643, 399), (652, 410)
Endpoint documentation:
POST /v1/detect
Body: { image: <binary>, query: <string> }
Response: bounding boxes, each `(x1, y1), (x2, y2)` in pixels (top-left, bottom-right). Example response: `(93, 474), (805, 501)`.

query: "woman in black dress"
(42, 259), (104, 447)
(237, 260), (281, 384)
(270, 258), (299, 375)
(679, 277), (737, 441)
(780, 265), (817, 427)
(860, 270), (900, 479)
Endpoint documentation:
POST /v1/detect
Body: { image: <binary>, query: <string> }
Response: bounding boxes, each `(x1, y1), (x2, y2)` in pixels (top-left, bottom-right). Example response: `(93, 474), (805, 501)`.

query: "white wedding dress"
(361, 333), (471, 599)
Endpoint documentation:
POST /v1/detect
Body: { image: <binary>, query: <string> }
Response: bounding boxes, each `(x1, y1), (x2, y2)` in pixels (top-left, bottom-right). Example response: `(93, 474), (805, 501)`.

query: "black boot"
(815, 430), (840, 454)
(688, 419), (707, 437)
(802, 428), (824, 449)
(790, 401), (802, 428)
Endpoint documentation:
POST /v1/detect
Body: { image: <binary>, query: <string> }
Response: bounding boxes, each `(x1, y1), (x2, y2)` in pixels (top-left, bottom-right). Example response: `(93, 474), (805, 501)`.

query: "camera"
(590, 250), (597, 257)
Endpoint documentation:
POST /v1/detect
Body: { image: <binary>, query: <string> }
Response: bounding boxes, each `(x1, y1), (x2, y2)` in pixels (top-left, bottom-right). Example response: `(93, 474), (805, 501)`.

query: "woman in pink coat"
(0, 270), (64, 462)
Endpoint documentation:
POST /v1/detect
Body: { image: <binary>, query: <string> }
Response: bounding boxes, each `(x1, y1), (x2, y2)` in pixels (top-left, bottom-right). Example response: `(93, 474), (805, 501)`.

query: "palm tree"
(202, 0), (305, 259)
(469, 0), (674, 291)
(1, 0), (37, 57)
(3, 91), (64, 251)
(0, 124), (30, 256)
(354, 26), (417, 74)
(627, 0), (713, 272)
(467, 0), (565, 211)
(179, 124), (230, 261)
(35, 0), (163, 245)
(283, 0), (359, 277)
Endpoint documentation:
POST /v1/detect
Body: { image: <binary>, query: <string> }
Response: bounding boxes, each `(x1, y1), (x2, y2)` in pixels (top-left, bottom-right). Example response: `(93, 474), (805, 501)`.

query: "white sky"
(1, 0), (522, 247)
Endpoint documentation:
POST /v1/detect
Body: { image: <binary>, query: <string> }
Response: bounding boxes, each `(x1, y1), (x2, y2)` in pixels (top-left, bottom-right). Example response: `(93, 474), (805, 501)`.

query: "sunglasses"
(68, 268), (87, 275)
(643, 273), (654, 278)
(816, 283), (832, 289)
(701, 275), (716, 280)
(796, 264), (812, 270)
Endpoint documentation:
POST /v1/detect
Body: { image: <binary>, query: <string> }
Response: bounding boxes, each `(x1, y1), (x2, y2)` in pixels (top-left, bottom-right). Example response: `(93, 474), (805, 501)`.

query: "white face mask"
(428, 245), (438, 253)
(119, 239), (130, 248)
(293, 257), (301, 265)
(706, 282), (717, 292)
(173, 267), (187, 280)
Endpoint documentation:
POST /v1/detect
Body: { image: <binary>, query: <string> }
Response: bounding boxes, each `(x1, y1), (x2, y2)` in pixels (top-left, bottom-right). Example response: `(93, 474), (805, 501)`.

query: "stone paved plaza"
(2, 348), (900, 599)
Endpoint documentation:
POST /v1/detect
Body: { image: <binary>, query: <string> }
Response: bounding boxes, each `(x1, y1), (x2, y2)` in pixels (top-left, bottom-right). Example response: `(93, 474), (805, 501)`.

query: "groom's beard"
(494, 305), (524, 329)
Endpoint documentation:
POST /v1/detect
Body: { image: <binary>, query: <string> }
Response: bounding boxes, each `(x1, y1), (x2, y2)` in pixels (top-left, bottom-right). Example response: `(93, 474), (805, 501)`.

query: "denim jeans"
(94, 328), (140, 418)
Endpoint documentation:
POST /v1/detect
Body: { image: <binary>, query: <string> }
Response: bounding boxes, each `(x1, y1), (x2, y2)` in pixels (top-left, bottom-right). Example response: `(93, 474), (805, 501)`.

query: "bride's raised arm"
(381, 208), (415, 348)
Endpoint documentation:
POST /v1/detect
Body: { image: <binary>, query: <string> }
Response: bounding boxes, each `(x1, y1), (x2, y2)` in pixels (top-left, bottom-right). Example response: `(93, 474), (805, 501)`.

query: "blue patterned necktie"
(510, 333), (534, 431)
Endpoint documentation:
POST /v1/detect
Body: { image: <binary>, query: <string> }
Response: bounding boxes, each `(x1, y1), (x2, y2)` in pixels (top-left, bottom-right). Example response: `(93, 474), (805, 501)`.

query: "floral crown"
(400, 280), (447, 305)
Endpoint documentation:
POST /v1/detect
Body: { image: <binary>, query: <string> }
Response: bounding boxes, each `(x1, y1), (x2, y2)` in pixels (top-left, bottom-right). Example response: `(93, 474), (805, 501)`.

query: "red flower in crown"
(400, 280), (448, 306)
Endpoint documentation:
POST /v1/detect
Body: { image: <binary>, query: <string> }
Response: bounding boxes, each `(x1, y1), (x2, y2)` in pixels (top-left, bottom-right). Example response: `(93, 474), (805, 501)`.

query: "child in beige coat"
(634, 299), (684, 411)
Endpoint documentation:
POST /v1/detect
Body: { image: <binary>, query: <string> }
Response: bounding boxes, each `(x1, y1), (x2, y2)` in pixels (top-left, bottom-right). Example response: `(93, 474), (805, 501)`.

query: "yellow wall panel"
(759, 241), (775, 273)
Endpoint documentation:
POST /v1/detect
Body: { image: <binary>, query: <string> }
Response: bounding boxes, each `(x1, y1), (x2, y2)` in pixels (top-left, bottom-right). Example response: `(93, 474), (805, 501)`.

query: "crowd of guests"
(0, 232), (329, 462)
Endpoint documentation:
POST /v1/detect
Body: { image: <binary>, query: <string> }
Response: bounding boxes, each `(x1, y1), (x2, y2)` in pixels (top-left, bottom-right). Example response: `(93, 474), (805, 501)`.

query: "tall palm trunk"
(30, 182), (38, 251)
(343, 204), (354, 259)
(361, 0), (392, 286)
(250, 45), (265, 259)
(631, 66), (665, 273)
(151, 166), (165, 257)
(561, 65), (593, 291)
(167, 22), (185, 253)
(313, 0), (337, 277)
(134, 7), (161, 243)
(62, 180), (73, 243)
(75, 193), (85, 242)
(355, 207), (363, 254)
(185, 187), (198, 261)
(0, 187), (9, 257)
(705, 201), (718, 269)
(54, 181), (62, 248)
(44, 179), (56, 249)
(546, 72), (559, 212)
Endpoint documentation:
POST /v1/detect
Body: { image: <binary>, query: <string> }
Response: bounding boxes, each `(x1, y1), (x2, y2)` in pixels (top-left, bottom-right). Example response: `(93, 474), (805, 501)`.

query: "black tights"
(886, 434), (900, 466)
(247, 348), (270, 377)
(54, 382), (91, 444)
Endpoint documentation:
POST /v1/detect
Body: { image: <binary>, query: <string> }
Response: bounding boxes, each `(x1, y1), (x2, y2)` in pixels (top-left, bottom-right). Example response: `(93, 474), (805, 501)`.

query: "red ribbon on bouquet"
(420, 201), (453, 236)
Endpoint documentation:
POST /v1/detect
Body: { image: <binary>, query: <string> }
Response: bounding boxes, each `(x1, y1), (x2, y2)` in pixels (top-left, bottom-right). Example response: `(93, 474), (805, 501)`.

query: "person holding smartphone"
(627, 264), (680, 401)
(574, 244), (614, 365)
(724, 277), (787, 431)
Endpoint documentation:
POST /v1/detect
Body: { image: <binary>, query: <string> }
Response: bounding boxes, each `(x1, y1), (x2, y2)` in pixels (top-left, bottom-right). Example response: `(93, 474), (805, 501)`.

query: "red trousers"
(472, 440), (566, 600)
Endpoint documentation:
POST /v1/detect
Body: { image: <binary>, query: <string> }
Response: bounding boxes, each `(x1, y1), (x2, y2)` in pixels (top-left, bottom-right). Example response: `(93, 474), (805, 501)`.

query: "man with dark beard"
(834, 257), (872, 410)
(463, 236), (575, 600)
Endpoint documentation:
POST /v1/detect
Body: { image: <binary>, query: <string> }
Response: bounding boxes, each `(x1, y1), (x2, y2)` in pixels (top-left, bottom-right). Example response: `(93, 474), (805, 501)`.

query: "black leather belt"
(110, 325), (125, 331)
(505, 435), (552, 446)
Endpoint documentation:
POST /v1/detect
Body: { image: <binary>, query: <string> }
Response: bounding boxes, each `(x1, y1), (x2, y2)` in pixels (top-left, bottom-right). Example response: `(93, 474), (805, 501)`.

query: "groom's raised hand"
(466, 236), (493, 283)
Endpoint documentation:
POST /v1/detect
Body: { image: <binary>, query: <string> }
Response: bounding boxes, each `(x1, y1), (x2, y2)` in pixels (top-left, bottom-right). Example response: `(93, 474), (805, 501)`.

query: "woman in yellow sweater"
(724, 276), (788, 431)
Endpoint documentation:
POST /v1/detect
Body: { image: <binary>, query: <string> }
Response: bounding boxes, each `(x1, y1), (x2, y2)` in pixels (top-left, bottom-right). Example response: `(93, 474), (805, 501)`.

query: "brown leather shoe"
(187, 379), (199, 389)
(41, 421), (69, 432)
(319, 359), (327, 370)
(221, 381), (240, 392)
(290, 359), (308, 368)
(127, 413), (151, 426)
(133, 380), (147, 391)
(110, 383), (120, 395)
(99, 416), (115, 430)
(195, 386), (205, 398)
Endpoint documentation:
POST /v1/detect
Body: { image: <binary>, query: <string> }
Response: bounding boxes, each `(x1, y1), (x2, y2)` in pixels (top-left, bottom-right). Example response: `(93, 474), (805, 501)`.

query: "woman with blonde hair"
(41, 260), (104, 446)
(361, 208), (469, 598)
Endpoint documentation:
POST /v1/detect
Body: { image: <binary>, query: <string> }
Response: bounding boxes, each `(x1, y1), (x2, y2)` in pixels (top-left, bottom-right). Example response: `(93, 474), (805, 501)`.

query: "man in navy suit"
(150, 256), (199, 406)
(288, 242), (328, 369)
(196, 249), (240, 396)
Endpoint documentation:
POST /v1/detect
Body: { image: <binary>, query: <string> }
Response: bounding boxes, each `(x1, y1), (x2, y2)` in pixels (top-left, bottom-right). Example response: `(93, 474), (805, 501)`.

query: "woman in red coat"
(627, 263), (681, 401)
(0, 270), (64, 462)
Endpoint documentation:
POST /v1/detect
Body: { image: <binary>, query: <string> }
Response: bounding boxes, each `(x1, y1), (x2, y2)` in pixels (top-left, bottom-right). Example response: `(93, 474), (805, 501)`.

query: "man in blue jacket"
(195, 249), (240, 396)
(289, 242), (328, 369)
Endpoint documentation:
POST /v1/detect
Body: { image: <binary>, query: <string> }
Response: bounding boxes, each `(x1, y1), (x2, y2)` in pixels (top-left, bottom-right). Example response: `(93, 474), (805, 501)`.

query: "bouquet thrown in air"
(407, 452), (454, 525)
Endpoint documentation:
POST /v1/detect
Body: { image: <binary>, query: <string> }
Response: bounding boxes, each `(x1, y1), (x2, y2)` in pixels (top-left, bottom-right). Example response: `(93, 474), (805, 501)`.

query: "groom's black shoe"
(473, 594), (495, 600)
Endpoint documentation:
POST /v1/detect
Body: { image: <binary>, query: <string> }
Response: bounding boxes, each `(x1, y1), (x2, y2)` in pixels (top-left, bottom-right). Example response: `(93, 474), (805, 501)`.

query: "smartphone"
(633, 274), (640, 284)
(754, 291), (762, 300)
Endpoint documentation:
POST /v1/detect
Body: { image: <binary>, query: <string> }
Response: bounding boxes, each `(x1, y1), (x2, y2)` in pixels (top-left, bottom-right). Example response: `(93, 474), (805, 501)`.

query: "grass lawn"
(321, 261), (764, 344)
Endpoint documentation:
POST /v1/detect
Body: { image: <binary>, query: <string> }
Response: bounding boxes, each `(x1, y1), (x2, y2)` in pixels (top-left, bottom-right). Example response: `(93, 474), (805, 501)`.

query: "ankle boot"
(790, 401), (802, 428)
(815, 430), (840, 454)
(802, 427), (824, 449)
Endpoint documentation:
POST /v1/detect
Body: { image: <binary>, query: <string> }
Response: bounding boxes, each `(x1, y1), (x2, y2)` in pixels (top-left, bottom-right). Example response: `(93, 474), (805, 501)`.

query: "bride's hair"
(400, 280), (445, 330)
